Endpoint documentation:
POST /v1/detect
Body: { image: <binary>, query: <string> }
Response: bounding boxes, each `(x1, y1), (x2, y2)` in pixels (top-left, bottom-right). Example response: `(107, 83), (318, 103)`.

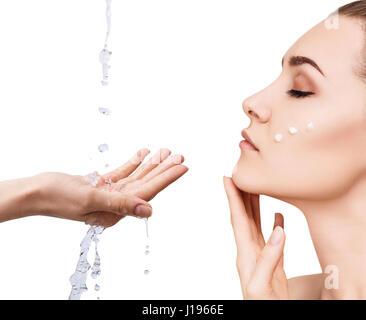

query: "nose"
(242, 93), (271, 124)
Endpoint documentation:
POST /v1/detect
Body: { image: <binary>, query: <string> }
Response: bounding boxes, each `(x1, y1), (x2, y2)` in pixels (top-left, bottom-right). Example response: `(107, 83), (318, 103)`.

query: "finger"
(242, 192), (253, 218)
(102, 148), (150, 182)
(89, 189), (152, 218)
(129, 148), (171, 181)
(135, 165), (188, 201)
(273, 213), (284, 268)
(273, 212), (284, 230)
(250, 226), (286, 290)
(142, 154), (185, 182)
(223, 177), (254, 253)
(251, 194), (261, 231)
(242, 191), (265, 248)
(251, 194), (265, 247)
(242, 191), (262, 240)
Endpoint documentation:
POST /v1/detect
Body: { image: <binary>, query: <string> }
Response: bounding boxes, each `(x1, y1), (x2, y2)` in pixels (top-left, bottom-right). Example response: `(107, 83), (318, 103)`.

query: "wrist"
(21, 173), (48, 216)
(0, 174), (45, 222)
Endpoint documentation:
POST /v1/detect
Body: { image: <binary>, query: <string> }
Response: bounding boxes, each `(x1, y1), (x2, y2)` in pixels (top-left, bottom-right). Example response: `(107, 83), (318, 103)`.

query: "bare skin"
(0, 148), (188, 228)
(223, 177), (326, 300)
(288, 274), (322, 300)
(225, 15), (366, 299)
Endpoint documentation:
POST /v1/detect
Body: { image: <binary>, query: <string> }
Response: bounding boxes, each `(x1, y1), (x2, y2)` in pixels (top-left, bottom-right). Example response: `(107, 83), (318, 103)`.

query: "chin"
(232, 160), (262, 195)
(232, 158), (327, 202)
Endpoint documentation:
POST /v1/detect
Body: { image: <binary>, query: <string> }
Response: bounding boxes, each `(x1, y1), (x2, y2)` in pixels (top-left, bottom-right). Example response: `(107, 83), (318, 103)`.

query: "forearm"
(0, 174), (43, 223)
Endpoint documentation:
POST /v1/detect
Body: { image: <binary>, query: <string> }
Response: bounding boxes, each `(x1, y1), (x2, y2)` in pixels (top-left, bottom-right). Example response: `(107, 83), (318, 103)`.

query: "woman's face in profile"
(233, 16), (366, 202)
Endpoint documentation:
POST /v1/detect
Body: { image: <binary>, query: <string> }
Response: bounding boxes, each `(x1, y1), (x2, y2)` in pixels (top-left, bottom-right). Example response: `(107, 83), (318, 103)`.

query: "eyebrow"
(282, 55), (325, 76)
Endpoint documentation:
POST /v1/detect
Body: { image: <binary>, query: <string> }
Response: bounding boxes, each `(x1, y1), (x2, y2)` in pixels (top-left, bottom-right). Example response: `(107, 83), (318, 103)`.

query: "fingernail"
(134, 205), (152, 218)
(269, 226), (283, 245)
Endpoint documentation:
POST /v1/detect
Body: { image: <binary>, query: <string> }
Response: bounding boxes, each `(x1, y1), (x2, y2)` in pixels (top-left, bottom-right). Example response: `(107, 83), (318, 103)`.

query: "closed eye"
(287, 89), (315, 98)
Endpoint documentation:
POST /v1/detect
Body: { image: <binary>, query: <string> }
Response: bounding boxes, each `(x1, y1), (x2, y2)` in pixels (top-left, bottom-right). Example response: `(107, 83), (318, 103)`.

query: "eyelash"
(287, 89), (315, 98)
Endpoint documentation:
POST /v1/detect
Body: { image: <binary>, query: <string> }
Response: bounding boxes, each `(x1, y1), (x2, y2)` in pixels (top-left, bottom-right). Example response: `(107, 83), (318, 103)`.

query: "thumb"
(250, 226), (285, 289)
(90, 189), (152, 218)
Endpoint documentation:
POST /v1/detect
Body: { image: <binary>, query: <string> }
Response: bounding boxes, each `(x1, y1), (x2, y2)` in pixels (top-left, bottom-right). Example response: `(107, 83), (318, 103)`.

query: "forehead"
(284, 16), (365, 79)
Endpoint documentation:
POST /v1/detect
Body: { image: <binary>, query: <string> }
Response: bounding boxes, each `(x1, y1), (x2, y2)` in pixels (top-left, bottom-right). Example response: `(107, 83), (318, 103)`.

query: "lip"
(241, 130), (259, 151)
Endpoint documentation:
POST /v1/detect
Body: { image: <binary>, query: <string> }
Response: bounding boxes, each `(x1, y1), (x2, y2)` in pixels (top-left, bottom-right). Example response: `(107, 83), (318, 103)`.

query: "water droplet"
(145, 250), (150, 255)
(95, 284), (100, 291)
(144, 270), (150, 275)
(98, 144), (109, 153)
(99, 107), (111, 116)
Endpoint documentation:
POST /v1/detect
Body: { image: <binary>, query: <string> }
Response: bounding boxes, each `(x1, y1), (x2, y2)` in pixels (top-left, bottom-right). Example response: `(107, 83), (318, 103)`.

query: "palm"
(85, 149), (187, 227)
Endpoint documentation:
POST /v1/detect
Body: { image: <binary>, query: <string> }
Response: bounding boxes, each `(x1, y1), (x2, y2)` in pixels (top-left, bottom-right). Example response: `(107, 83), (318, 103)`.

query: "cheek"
(233, 112), (366, 200)
(265, 113), (366, 199)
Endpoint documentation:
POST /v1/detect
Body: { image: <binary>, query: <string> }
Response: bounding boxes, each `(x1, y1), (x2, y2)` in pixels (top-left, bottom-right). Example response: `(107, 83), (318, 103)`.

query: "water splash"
(143, 218), (149, 238)
(91, 238), (101, 279)
(69, 171), (104, 300)
(84, 171), (100, 187)
(69, 225), (104, 300)
(69, 0), (114, 300)
(99, 49), (112, 86)
(104, 0), (112, 46)
(99, 0), (112, 86)
(143, 218), (150, 275)
(91, 236), (102, 296)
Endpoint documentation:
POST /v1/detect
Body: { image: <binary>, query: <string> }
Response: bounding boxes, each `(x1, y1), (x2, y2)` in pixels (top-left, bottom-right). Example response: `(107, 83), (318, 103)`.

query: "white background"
(0, 0), (348, 299)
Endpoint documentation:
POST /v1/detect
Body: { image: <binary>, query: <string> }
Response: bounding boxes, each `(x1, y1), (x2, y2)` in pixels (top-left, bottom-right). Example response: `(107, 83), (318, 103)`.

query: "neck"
(288, 179), (366, 300)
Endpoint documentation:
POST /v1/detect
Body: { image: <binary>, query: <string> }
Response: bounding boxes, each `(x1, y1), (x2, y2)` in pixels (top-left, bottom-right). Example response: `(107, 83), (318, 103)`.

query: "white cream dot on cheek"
(288, 127), (298, 135)
(274, 134), (283, 143)
(307, 122), (315, 132)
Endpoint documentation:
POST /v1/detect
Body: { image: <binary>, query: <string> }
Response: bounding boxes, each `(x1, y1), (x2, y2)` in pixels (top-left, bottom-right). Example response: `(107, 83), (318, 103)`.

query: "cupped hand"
(36, 148), (188, 228)
(223, 177), (289, 300)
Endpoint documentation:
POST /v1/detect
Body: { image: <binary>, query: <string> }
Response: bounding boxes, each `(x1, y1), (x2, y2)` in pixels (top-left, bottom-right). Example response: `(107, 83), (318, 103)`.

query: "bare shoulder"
(288, 273), (323, 300)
